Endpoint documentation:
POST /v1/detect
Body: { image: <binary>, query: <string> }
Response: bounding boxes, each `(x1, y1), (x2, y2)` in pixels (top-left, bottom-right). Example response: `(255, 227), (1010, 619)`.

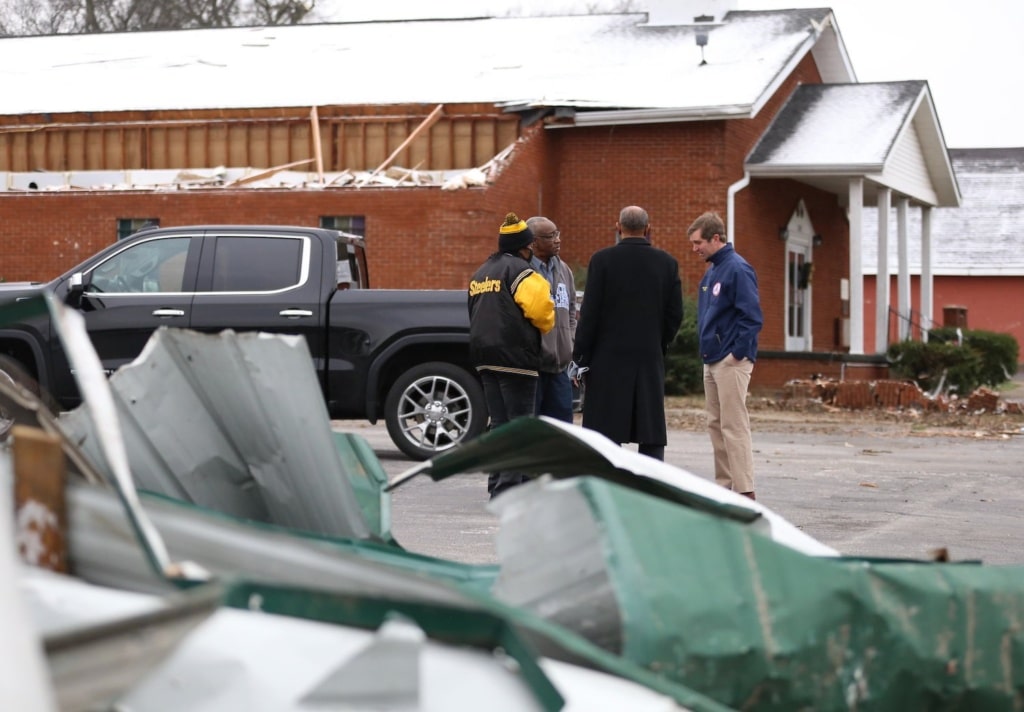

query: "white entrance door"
(783, 201), (815, 351)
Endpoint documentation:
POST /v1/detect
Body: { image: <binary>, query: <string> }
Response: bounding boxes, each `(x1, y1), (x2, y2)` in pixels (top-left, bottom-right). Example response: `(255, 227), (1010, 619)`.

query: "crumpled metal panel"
(33, 571), (220, 712)
(59, 481), (724, 711)
(66, 479), (493, 603)
(489, 475), (1024, 711)
(0, 461), (58, 711)
(490, 479), (623, 655)
(60, 327), (376, 541)
(0, 297), (722, 710)
(390, 416), (835, 557)
(24, 570), (566, 712)
(49, 297), (205, 580)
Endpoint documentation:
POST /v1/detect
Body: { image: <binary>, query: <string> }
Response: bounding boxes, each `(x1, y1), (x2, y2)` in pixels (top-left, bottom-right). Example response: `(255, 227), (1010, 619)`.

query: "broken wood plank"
(367, 104), (444, 179)
(226, 158), (315, 187)
(310, 106), (325, 184)
(12, 424), (68, 573)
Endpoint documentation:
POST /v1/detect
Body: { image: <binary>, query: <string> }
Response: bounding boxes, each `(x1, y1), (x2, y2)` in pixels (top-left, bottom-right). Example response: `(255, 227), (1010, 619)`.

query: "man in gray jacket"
(528, 216), (577, 422)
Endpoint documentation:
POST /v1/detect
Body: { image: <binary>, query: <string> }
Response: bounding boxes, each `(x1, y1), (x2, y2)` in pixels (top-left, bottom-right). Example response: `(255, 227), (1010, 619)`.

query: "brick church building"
(0, 1), (961, 388)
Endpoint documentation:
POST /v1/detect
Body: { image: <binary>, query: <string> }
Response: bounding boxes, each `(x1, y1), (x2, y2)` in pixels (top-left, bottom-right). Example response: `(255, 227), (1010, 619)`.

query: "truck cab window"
(336, 242), (366, 290)
(89, 237), (190, 293)
(211, 236), (304, 292)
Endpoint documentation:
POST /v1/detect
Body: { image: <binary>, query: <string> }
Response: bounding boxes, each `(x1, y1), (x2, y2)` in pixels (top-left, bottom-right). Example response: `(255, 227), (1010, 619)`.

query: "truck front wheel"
(0, 356), (52, 441)
(384, 362), (486, 461)
(0, 365), (16, 440)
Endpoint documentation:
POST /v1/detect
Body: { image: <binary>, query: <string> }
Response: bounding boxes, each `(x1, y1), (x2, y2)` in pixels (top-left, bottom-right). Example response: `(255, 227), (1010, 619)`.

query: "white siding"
(880, 125), (938, 205)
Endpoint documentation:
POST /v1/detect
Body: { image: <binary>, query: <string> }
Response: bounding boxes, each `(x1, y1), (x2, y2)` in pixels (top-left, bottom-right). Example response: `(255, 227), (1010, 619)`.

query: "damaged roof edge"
(556, 104), (753, 128)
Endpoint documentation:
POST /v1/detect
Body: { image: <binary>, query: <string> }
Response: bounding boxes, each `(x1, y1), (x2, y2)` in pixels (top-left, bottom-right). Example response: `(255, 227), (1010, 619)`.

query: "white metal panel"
(0, 458), (58, 712)
(60, 328), (373, 541)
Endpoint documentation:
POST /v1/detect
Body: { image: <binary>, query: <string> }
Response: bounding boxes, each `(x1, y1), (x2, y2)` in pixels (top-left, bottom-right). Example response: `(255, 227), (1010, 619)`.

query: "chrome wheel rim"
(394, 374), (474, 454)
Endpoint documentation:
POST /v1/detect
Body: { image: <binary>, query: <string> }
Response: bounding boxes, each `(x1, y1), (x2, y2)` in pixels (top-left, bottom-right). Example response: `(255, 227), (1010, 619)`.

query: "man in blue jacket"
(688, 212), (764, 500)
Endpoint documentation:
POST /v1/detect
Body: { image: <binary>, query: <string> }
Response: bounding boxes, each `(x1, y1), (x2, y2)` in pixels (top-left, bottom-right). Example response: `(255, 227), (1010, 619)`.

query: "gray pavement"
(335, 416), (1024, 566)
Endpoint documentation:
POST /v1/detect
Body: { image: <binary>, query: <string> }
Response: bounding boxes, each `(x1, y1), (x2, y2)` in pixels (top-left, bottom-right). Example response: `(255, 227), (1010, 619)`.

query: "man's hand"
(568, 361), (588, 386)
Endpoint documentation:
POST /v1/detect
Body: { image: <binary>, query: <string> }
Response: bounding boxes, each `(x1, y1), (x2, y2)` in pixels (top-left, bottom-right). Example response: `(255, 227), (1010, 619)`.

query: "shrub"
(927, 327), (1019, 386)
(664, 294), (703, 396)
(887, 326), (1019, 396)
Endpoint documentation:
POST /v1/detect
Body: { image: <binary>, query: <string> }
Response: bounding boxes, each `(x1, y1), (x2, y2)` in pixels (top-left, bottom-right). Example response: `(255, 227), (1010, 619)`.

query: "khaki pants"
(703, 355), (755, 493)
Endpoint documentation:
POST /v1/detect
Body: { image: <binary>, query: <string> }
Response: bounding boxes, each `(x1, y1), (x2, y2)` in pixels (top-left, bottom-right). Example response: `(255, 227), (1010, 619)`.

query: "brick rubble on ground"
(782, 378), (1023, 415)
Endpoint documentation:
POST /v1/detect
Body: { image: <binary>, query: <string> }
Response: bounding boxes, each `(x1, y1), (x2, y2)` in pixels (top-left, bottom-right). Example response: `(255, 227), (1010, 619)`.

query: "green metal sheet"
(138, 489), (499, 595)
(390, 416), (760, 521)
(510, 476), (1024, 710)
(67, 483), (730, 711)
(330, 430), (394, 544)
(391, 416), (835, 556)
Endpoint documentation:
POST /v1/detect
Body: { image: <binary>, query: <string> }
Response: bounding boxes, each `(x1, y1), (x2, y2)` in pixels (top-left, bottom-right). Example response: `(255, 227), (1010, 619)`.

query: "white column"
(920, 207), (934, 342)
(848, 178), (865, 354)
(875, 188), (891, 352)
(896, 197), (911, 341)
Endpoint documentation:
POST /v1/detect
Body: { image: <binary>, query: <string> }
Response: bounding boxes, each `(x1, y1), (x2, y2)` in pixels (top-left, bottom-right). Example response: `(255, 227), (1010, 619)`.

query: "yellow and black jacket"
(468, 252), (554, 376)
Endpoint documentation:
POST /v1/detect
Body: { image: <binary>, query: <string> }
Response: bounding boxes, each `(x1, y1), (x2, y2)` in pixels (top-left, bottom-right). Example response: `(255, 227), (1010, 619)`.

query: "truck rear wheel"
(384, 362), (486, 461)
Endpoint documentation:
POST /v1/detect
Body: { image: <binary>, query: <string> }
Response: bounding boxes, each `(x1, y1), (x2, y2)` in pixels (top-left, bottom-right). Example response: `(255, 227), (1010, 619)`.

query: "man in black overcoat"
(572, 205), (684, 461)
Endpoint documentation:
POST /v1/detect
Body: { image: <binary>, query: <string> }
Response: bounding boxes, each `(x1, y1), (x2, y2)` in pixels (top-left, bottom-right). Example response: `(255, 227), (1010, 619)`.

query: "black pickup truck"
(0, 225), (482, 460)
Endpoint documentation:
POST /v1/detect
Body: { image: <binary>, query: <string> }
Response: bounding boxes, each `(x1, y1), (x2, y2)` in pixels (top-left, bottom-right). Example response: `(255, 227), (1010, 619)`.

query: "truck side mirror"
(66, 272), (85, 307)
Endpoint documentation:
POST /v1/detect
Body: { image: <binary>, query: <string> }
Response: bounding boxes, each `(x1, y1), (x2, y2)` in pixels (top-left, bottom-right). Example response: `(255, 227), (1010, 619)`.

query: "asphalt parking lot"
(335, 405), (1024, 567)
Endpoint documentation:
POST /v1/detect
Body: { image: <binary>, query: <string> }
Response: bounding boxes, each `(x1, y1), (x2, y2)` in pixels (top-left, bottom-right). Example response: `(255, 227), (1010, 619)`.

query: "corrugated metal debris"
(59, 327), (380, 542)
(489, 473), (1024, 710)
(0, 294), (714, 710)
(6, 292), (1024, 711)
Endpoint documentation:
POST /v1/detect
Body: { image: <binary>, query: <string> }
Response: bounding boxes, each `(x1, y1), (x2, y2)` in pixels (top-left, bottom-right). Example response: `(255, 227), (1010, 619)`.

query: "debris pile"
(5, 294), (1024, 709)
(781, 377), (1023, 415)
(4, 139), (523, 193)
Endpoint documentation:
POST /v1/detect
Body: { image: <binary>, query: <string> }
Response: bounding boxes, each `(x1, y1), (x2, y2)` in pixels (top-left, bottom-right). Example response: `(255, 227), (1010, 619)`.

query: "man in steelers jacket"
(468, 212), (555, 498)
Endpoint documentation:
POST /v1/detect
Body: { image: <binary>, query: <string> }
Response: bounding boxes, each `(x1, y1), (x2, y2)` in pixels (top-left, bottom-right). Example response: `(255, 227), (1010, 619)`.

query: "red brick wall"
(546, 53), (850, 351)
(735, 181), (851, 353)
(0, 125), (550, 290)
(549, 120), (728, 292)
(864, 274), (1024, 359)
(750, 358), (888, 395)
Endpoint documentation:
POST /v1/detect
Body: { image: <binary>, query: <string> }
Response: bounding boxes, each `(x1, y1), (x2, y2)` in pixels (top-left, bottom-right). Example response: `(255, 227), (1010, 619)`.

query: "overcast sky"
(311, 0), (1022, 149)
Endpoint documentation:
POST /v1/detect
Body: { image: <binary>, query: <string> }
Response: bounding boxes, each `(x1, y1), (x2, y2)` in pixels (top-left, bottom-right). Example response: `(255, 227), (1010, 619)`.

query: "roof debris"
(1, 136), (521, 193)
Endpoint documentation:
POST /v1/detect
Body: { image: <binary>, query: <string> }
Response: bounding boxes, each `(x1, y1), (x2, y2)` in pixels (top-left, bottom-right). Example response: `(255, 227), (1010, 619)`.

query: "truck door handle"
(152, 309), (186, 317)
(279, 309), (313, 318)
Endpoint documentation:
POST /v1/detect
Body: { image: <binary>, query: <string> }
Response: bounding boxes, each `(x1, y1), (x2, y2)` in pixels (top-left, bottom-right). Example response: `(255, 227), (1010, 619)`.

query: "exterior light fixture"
(778, 226), (789, 241)
(812, 233), (823, 247)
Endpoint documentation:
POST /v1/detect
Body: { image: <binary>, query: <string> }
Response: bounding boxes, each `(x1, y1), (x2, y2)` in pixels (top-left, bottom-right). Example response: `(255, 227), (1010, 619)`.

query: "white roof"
(0, 9), (843, 116)
(747, 81), (961, 207)
(862, 148), (1024, 276)
(749, 83), (917, 168)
